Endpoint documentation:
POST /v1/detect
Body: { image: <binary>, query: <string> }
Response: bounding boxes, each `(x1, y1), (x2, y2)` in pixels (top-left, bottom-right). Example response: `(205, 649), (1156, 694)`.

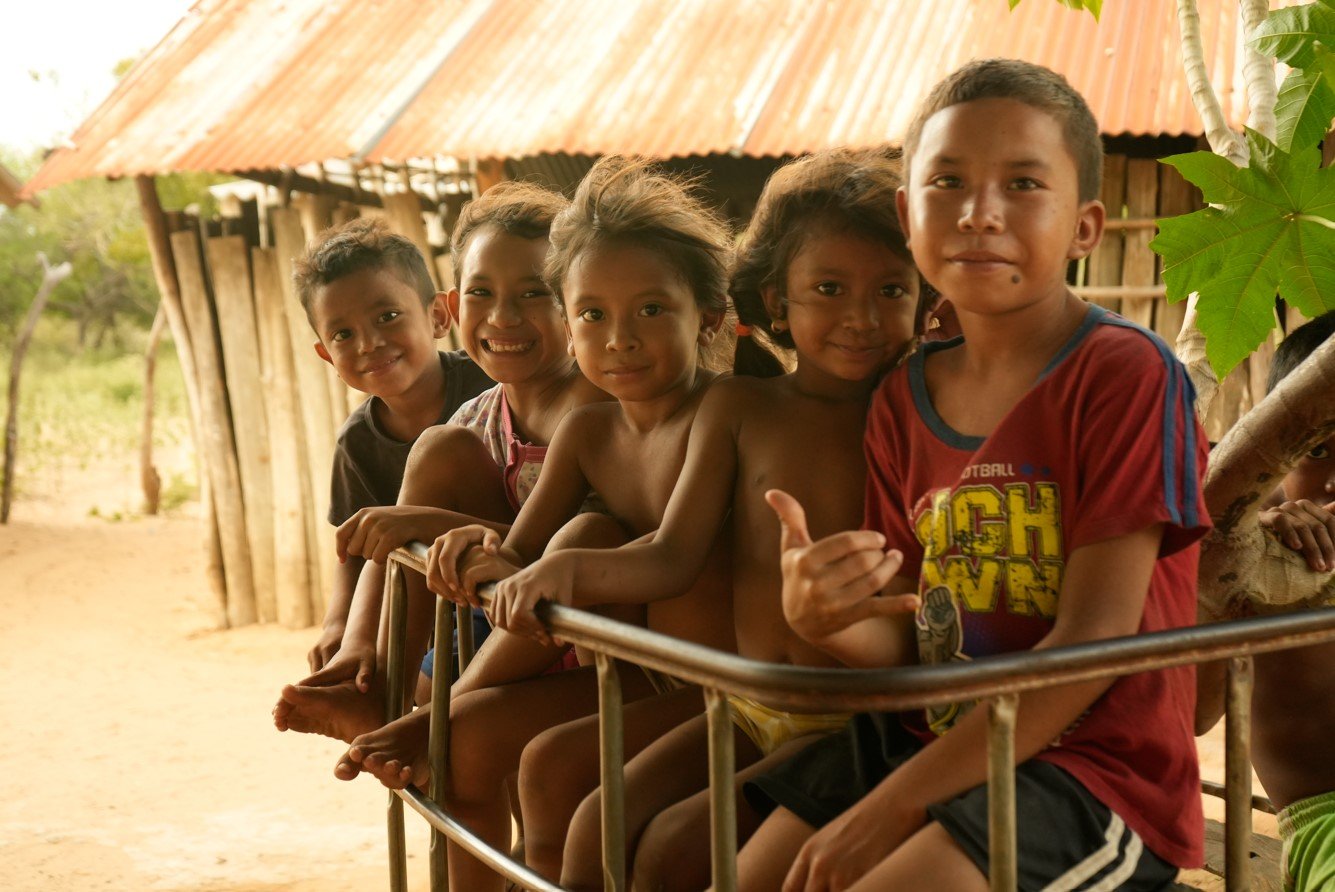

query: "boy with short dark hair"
(739, 58), (1211, 891)
(290, 217), (491, 675)
(1198, 310), (1335, 892)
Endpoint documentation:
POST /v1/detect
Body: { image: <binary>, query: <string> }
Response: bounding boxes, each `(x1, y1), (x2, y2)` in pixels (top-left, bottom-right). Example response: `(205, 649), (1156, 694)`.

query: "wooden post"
(172, 228), (259, 627)
(3, 255), (72, 523)
(253, 247), (315, 627)
(141, 304), (167, 515)
(206, 235), (279, 623)
(271, 206), (337, 617)
(1120, 158), (1159, 330)
(1086, 154), (1127, 313)
(135, 176), (227, 625)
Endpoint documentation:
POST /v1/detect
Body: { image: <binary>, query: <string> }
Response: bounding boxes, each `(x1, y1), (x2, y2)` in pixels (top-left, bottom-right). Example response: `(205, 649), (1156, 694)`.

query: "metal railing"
(379, 542), (1335, 892)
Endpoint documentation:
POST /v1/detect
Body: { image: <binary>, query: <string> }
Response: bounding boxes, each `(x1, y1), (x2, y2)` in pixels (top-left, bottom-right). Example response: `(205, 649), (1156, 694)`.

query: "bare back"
(1252, 642), (1335, 808)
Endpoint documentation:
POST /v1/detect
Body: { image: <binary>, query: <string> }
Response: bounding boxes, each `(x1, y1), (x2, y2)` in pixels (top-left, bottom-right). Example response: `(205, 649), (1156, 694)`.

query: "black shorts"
(743, 713), (1178, 892)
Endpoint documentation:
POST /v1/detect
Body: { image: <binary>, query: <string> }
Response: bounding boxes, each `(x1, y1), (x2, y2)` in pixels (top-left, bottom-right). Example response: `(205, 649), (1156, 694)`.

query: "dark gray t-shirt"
(327, 350), (492, 525)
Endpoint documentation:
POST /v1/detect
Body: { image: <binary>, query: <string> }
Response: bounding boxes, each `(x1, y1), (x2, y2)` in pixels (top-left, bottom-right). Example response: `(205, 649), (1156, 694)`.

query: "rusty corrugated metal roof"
(25, 0), (1261, 196)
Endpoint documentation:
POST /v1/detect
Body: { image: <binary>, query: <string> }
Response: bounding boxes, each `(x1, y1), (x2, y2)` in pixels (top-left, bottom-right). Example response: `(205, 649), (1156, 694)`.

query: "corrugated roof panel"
(26, 0), (1280, 196)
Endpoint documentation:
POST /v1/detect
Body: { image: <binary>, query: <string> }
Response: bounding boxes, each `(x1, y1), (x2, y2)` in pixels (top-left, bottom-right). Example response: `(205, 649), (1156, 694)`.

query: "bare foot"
(273, 681), (384, 743)
(335, 705), (432, 789)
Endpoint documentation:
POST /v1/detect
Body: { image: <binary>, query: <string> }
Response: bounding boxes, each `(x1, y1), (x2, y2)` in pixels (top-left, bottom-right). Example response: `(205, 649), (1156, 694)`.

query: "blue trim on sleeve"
(1096, 313), (1203, 529)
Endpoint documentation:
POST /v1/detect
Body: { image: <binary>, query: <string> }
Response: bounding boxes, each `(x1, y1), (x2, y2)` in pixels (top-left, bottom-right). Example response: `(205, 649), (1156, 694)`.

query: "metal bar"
(456, 604), (475, 671)
(596, 652), (626, 892)
(428, 597), (457, 891)
(384, 560), (409, 892)
(705, 689), (737, 892)
(987, 694), (1019, 892)
(397, 786), (565, 892)
(1224, 657), (1255, 892)
(1200, 780), (1275, 815)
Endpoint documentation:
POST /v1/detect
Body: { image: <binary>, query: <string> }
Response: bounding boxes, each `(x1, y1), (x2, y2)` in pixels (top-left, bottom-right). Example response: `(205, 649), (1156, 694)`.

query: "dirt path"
(0, 499), (431, 891)
(0, 477), (1277, 890)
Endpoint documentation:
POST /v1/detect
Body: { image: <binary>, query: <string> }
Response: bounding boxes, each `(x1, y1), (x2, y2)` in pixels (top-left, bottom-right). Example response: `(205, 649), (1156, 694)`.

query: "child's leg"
(518, 686), (706, 882)
(632, 732), (826, 892)
(438, 663), (659, 892)
(274, 426), (512, 741)
(734, 807), (817, 892)
(844, 822), (986, 891)
(557, 714), (765, 891)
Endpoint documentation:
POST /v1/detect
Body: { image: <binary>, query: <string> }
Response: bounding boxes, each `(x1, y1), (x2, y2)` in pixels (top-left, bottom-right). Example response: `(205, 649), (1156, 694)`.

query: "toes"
(334, 754), (361, 781)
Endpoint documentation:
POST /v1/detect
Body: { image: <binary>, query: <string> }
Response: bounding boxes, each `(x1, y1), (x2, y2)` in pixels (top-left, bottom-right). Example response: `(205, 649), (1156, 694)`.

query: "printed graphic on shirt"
(911, 479), (1064, 733)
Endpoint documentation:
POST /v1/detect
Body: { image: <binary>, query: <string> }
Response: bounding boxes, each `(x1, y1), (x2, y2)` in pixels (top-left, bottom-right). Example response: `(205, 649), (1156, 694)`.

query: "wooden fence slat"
(171, 228), (258, 627)
(206, 236), (278, 624)
(1121, 158), (1159, 330)
(253, 247), (314, 627)
(1086, 154), (1127, 313)
(136, 177), (227, 626)
(272, 206), (337, 618)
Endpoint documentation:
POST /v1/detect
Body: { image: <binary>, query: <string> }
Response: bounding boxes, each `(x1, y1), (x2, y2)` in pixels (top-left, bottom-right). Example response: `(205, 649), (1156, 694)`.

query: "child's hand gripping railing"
(381, 542), (1335, 892)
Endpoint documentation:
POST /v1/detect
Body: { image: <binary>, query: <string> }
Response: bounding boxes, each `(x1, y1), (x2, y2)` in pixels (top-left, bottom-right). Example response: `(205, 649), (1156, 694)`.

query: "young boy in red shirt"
(740, 59), (1211, 891)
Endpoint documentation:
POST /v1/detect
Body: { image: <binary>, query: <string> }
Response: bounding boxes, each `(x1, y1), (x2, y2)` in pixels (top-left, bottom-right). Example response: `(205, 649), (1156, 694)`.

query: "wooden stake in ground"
(3, 253), (72, 523)
(140, 303), (167, 515)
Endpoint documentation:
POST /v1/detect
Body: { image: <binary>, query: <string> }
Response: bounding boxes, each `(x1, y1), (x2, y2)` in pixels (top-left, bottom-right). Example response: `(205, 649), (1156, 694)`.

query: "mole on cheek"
(1011, 274), (1021, 284)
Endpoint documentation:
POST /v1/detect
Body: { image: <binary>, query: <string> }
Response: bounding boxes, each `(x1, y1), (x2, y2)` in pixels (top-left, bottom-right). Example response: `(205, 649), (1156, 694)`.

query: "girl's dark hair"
(544, 156), (731, 315)
(449, 180), (569, 276)
(730, 149), (917, 377)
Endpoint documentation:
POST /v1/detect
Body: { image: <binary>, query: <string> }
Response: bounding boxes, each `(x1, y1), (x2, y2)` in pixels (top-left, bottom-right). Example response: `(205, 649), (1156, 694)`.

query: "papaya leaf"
(1150, 130), (1335, 377)
(1250, 0), (1335, 70)
(1007, 0), (1101, 19)
(1274, 64), (1335, 151)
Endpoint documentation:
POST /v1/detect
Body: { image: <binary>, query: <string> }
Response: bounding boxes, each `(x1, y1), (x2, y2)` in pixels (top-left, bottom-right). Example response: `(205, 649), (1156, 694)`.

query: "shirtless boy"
(1198, 310), (1335, 892)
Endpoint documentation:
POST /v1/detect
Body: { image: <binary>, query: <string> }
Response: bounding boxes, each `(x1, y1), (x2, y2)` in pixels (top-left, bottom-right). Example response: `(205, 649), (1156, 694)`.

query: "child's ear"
(895, 186), (912, 248)
(760, 285), (785, 324)
(428, 292), (451, 338)
(698, 308), (725, 347)
(313, 340), (333, 365)
(565, 319), (575, 357)
(1068, 199), (1106, 260)
(446, 288), (462, 326)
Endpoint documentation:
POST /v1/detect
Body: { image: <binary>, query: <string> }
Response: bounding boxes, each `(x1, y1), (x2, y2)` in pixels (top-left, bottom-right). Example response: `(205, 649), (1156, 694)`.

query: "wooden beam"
(237, 168), (437, 212)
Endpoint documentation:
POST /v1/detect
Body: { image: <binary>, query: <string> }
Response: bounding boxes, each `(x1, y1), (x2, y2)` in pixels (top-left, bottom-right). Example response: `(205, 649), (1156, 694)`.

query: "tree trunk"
(141, 303), (167, 515)
(1176, 0), (1249, 164)
(3, 255), (73, 523)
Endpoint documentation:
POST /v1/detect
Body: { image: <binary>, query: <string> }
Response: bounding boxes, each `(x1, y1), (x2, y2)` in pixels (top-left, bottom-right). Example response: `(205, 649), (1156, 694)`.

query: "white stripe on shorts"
(1041, 812), (1135, 892)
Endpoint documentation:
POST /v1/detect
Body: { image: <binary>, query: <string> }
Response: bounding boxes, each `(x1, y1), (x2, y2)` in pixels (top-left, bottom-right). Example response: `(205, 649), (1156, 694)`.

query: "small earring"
(927, 315), (941, 331)
(772, 319), (788, 333)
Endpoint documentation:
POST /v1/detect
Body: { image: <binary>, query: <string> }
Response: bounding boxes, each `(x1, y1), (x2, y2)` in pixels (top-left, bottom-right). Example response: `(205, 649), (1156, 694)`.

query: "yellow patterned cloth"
(726, 694), (850, 756)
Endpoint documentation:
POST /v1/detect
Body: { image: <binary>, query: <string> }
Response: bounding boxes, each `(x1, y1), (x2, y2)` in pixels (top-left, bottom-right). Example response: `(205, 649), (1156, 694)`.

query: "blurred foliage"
(0, 142), (234, 345)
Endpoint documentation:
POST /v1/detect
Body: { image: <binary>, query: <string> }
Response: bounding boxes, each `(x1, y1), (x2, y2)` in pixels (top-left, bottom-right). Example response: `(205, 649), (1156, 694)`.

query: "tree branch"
(1177, 0), (1249, 164)
(1240, 0), (1278, 141)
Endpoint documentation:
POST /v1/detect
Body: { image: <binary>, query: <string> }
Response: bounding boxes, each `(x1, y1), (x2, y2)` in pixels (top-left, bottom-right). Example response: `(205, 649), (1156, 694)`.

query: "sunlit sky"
(2, 0), (196, 152)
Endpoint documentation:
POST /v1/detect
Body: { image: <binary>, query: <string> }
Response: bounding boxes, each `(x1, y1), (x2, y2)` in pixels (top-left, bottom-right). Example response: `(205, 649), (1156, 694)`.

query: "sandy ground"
(0, 460), (1278, 891)
(1, 465), (432, 891)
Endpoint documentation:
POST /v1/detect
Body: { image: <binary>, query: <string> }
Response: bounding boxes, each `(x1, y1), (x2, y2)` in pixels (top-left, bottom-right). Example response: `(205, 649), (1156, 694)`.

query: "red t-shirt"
(865, 305), (1210, 868)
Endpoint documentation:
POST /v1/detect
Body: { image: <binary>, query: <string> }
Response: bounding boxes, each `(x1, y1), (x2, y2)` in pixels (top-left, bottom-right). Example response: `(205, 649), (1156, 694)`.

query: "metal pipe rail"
(381, 541), (1335, 892)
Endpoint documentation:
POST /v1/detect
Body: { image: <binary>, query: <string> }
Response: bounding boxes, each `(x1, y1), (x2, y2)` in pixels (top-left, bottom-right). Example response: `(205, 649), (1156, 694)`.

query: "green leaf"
(1274, 64), (1335, 151)
(1150, 130), (1335, 377)
(1250, 0), (1335, 70)
(1006, 0), (1101, 19)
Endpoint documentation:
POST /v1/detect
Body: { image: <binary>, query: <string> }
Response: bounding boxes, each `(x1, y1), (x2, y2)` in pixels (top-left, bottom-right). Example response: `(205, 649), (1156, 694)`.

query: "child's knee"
(402, 425), (492, 493)
(518, 722), (596, 815)
(633, 801), (701, 892)
(546, 512), (629, 553)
